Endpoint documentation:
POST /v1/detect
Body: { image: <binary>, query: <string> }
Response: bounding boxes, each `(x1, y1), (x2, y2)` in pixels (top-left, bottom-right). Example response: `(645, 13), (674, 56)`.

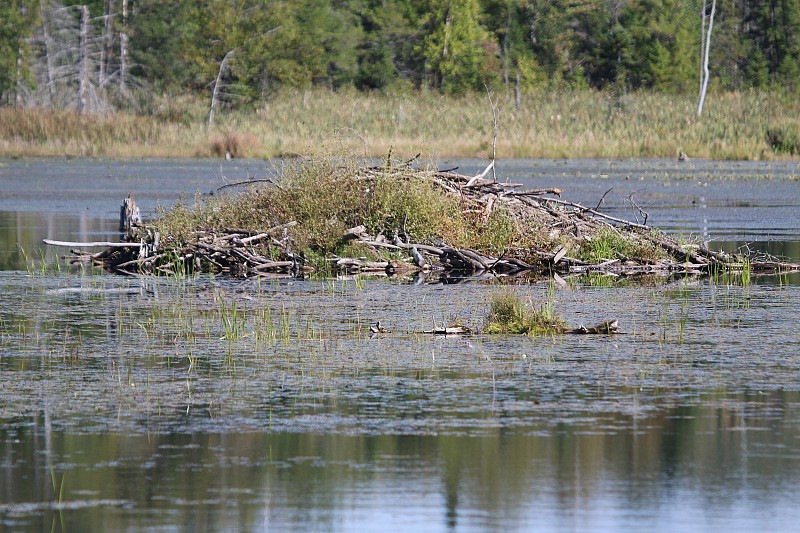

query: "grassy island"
(66, 153), (795, 282)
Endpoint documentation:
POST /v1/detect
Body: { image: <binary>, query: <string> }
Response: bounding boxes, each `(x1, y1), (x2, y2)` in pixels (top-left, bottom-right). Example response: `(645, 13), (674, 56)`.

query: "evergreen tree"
(745, 0), (800, 92)
(129, 1), (195, 90)
(348, 0), (424, 89)
(619, 0), (698, 92)
(480, 0), (545, 91)
(521, 0), (607, 88)
(419, 0), (495, 93)
(0, 0), (38, 104)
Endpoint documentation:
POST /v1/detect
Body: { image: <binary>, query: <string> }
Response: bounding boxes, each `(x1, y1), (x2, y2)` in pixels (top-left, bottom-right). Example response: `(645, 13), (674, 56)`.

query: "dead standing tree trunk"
(208, 49), (236, 128)
(207, 27), (279, 128)
(99, 0), (112, 86)
(77, 5), (90, 114)
(39, 0), (57, 108)
(697, 0), (716, 116)
(119, 0), (129, 96)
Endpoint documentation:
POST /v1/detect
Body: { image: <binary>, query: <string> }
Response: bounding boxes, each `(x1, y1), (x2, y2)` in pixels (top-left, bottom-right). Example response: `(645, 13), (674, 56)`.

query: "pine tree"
(0, 0), (38, 104)
(419, 0), (494, 94)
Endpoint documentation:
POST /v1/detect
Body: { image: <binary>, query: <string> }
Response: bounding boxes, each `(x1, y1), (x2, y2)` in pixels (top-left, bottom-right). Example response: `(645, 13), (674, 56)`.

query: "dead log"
(254, 260), (294, 271)
(423, 325), (473, 335)
(44, 239), (143, 248)
(565, 320), (620, 334)
(505, 187), (563, 197)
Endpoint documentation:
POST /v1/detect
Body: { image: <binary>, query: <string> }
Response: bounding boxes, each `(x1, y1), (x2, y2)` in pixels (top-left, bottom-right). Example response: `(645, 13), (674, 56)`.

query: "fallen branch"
(44, 239), (143, 248)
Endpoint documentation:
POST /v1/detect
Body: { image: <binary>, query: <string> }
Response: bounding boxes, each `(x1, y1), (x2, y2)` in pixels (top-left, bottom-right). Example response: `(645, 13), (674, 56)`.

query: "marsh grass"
(153, 154), (517, 261)
(579, 227), (664, 263)
(50, 465), (65, 503)
(2, 89), (799, 160)
(18, 245), (68, 276)
(482, 286), (565, 336)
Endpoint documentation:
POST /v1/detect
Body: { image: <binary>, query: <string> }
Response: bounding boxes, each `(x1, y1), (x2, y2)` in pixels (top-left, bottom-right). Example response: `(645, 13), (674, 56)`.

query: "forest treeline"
(1, 0), (799, 113)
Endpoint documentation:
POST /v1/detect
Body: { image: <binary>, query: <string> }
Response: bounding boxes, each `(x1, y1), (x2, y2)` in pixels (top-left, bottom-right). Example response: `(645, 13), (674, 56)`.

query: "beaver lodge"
(47, 156), (799, 280)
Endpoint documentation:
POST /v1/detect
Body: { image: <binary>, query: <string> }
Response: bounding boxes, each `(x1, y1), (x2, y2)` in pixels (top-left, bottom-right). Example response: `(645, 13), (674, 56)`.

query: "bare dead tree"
(119, 0), (128, 96)
(208, 26), (281, 127)
(99, 0), (113, 86)
(697, 0), (716, 116)
(24, 2), (126, 112)
(698, 0), (707, 97)
(77, 5), (89, 113)
(19, 0), (141, 111)
(208, 49), (236, 128)
(39, 0), (57, 107)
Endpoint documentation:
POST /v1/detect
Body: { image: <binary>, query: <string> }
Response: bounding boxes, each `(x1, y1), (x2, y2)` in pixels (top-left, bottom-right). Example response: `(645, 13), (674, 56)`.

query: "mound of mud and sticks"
(48, 159), (799, 281)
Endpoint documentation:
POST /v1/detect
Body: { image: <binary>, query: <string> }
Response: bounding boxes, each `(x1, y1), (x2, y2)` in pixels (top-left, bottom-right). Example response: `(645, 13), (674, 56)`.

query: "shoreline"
(2, 89), (799, 161)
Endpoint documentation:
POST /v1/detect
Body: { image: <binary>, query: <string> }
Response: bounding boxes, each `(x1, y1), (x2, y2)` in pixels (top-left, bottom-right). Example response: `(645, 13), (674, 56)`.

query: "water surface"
(1, 158), (799, 532)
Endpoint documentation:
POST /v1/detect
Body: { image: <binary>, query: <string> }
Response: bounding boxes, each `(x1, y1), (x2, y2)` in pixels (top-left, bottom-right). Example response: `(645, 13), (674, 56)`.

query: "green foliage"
(595, 0), (698, 92)
(0, 0), (37, 102)
(482, 287), (565, 335)
(351, 0), (424, 90)
(152, 155), (515, 258)
(129, 2), (195, 89)
(745, 0), (800, 93)
(418, 0), (494, 93)
(580, 227), (664, 263)
(6, 0), (800, 110)
(766, 124), (800, 155)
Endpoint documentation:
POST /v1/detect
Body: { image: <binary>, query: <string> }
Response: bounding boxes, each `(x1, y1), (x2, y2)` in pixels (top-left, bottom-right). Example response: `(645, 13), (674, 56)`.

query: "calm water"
(1, 158), (800, 532)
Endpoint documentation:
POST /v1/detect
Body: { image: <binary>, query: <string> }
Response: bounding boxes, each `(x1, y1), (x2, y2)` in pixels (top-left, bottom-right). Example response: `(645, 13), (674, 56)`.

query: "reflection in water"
(1, 271), (800, 531)
(2, 394), (799, 532)
(0, 211), (120, 271)
(711, 240), (800, 263)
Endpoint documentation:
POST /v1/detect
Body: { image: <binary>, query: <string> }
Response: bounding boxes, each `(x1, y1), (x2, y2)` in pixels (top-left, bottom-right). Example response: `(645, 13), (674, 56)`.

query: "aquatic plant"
(219, 299), (245, 341)
(579, 227), (664, 263)
(482, 287), (565, 336)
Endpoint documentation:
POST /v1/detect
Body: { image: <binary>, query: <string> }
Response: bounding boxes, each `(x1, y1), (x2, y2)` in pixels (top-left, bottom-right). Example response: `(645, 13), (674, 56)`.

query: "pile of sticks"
(47, 161), (799, 278)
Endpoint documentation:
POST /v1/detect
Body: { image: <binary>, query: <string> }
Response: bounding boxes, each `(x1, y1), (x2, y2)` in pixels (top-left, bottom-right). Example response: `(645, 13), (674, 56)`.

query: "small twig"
(626, 191), (649, 225)
(594, 188), (614, 211)
(484, 82), (499, 182)
(535, 197), (650, 230)
(404, 153), (421, 166)
(216, 178), (275, 192)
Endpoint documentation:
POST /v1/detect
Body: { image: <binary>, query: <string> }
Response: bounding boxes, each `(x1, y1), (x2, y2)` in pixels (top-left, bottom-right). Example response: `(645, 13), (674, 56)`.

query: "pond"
(1, 158), (799, 532)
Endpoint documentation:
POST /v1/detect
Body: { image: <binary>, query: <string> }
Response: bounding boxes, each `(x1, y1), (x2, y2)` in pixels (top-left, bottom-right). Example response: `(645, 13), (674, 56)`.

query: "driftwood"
(423, 325), (473, 335)
(565, 320), (620, 334)
(373, 319), (619, 336)
(44, 239), (143, 248)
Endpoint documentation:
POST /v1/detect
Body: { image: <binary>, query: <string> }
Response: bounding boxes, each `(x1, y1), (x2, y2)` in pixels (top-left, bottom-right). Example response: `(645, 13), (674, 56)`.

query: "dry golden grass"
(1, 89), (798, 160)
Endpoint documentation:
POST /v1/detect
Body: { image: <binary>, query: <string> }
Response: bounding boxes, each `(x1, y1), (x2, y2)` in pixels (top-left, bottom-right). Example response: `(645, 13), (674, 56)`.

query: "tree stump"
(119, 193), (142, 241)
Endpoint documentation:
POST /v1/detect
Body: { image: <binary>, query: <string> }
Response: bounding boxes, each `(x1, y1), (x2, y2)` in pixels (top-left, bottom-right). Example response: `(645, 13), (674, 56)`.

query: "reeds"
(2, 89), (798, 159)
(482, 286), (565, 336)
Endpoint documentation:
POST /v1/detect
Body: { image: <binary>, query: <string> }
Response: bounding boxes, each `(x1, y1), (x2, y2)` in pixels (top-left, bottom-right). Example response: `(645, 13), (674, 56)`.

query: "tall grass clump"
(153, 154), (517, 261)
(579, 227), (664, 263)
(482, 287), (565, 335)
